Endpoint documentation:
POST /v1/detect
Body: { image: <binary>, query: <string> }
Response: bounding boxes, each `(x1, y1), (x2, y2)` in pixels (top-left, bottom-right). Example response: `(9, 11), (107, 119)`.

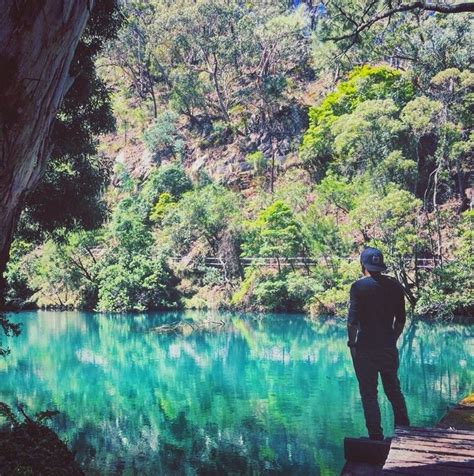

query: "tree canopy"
(2, 0), (473, 318)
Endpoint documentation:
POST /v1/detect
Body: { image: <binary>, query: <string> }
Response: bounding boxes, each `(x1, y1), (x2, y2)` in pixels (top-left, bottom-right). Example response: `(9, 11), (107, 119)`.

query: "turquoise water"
(0, 311), (472, 475)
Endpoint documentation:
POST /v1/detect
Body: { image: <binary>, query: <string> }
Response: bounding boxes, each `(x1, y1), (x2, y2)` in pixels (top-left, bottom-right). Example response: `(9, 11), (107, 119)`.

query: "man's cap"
(360, 247), (387, 272)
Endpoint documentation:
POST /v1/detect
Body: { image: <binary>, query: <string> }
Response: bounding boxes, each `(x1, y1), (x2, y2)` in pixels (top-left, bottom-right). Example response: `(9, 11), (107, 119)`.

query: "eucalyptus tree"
(242, 200), (307, 273)
(300, 65), (415, 181)
(106, 0), (311, 135)
(313, 1), (473, 83)
(319, 0), (473, 45)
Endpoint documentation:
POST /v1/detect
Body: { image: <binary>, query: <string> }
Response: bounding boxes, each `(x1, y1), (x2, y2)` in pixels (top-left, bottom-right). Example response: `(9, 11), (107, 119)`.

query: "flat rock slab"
(382, 426), (474, 475)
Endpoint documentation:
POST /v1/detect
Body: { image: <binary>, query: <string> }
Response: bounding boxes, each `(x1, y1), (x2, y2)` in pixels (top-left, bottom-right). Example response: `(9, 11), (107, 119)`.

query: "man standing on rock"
(347, 247), (410, 440)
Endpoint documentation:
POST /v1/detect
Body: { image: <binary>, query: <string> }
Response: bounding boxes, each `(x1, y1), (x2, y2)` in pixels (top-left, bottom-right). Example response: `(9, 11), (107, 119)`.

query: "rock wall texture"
(0, 1), (92, 296)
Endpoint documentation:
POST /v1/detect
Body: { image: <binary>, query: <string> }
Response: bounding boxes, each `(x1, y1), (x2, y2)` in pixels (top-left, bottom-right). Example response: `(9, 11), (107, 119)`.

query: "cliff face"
(0, 1), (92, 295)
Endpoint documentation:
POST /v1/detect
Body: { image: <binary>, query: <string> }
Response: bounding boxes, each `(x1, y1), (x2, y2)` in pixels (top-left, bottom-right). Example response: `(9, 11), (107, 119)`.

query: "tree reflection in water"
(0, 311), (472, 475)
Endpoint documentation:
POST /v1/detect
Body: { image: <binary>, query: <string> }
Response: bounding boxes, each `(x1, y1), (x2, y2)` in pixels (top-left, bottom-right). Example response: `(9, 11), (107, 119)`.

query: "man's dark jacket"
(348, 274), (406, 349)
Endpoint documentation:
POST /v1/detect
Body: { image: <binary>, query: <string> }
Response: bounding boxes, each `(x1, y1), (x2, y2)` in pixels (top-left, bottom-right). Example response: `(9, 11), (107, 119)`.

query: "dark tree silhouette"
(0, 1), (92, 300)
(0, 1), (120, 302)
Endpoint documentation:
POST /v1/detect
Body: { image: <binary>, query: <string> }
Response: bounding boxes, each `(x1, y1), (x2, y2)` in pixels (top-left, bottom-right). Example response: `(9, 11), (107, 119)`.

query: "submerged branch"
(150, 319), (227, 335)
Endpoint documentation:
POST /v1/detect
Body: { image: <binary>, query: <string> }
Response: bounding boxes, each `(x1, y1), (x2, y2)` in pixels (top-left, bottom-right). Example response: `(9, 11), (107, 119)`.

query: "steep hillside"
(5, 2), (473, 319)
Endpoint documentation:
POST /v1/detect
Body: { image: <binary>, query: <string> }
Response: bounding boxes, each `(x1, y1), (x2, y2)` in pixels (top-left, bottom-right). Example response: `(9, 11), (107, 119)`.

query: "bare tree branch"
(324, 1), (474, 42)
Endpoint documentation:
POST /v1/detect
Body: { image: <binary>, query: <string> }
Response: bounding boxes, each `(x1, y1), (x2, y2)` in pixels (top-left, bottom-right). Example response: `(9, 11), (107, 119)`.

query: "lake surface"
(0, 311), (472, 475)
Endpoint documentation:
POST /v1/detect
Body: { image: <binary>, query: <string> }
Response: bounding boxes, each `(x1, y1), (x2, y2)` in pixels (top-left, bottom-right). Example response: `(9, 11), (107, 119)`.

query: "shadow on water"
(0, 311), (472, 475)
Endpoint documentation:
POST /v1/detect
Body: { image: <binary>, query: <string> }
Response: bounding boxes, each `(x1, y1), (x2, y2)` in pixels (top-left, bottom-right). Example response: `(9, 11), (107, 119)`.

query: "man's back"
(348, 248), (410, 440)
(348, 274), (406, 349)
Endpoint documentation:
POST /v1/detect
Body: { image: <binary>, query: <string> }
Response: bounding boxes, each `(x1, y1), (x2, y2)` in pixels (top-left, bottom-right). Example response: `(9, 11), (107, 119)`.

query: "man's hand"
(394, 321), (404, 341)
(347, 322), (358, 359)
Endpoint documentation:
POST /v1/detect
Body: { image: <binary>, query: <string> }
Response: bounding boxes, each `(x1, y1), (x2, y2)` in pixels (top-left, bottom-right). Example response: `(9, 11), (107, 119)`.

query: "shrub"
(97, 254), (180, 312)
(150, 192), (176, 223)
(415, 211), (474, 318)
(246, 151), (267, 175)
(141, 163), (192, 209)
(232, 268), (318, 313)
(143, 110), (182, 158)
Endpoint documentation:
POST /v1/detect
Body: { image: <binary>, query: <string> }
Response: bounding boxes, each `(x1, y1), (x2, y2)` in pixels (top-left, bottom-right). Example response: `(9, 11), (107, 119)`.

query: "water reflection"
(1, 311), (472, 475)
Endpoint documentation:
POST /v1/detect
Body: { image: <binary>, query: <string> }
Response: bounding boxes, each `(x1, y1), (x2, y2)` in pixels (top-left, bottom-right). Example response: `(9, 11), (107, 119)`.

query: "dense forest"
(4, 0), (473, 319)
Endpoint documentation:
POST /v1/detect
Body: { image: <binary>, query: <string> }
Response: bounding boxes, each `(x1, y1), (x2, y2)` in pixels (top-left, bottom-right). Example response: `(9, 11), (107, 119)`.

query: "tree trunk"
(0, 1), (93, 301)
(209, 53), (230, 123)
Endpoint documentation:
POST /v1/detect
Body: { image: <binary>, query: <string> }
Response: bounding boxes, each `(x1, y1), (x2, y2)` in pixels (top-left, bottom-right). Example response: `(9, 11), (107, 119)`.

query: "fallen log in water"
(150, 319), (227, 334)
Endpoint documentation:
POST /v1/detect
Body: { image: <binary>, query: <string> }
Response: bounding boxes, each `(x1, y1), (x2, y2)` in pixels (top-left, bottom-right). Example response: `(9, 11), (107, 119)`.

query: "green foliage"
(416, 260), (474, 319)
(232, 268), (317, 312)
(300, 65), (414, 178)
(242, 201), (306, 264)
(416, 211), (474, 318)
(285, 271), (321, 310)
(331, 98), (405, 178)
(113, 162), (135, 192)
(18, 0), (121, 242)
(313, 4), (472, 89)
(5, 240), (35, 304)
(28, 241), (83, 309)
(143, 110), (183, 159)
(169, 67), (207, 116)
(400, 96), (443, 138)
(349, 186), (423, 259)
(372, 150), (417, 190)
(141, 163), (192, 208)
(246, 151), (267, 175)
(10, 231), (101, 310)
(108, 197), (150, 252)
(315, 172), (357, 213)
(19, 155), (109, 240)
(302, 63), (472, 219)
(106, 0), (311, 141)
(309, 65), (412, 123)
(97, 253), (178, 312)
(236, 201), (316, 312)
(94, 192), (180, 312)
(252, 272), (289, 311)
(162, 184), (241, 255)
(300, 191), (361, 316)
(150, 192), (176, 223)
(308, 260), (361, 317)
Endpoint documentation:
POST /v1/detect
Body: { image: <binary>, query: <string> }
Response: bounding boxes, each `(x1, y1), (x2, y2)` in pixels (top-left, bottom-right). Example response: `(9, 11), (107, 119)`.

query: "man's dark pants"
(352, 346), (409, 439)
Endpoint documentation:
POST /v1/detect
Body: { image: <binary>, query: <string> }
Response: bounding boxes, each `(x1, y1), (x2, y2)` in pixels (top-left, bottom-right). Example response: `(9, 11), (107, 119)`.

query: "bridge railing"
(168, 255), (441, 270)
